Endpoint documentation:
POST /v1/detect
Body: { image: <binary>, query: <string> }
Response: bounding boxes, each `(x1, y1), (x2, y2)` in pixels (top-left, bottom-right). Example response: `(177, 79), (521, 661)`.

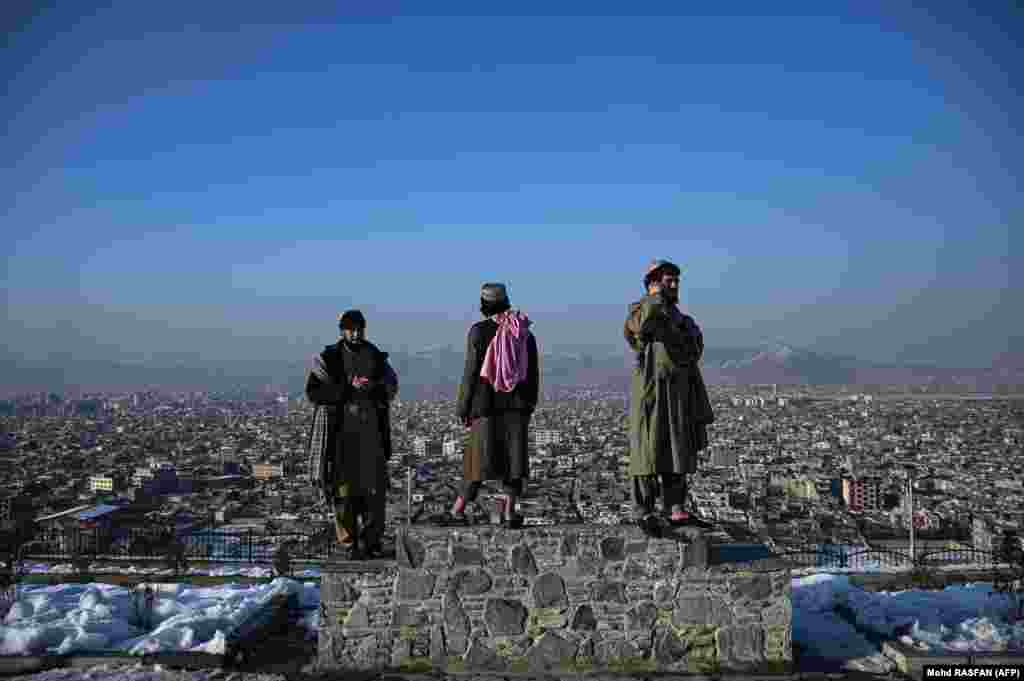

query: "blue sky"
(2, 2), (1020, 366)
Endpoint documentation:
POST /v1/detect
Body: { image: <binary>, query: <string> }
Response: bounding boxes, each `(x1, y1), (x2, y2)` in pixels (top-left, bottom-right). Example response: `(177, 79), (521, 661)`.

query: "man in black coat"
(305, 310), (398, 557)
(447, 283), (539, 529)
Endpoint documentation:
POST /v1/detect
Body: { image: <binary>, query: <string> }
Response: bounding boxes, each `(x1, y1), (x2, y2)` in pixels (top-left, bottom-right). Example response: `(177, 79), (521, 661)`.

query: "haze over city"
(3, 2), (1021, 370)
(3, 5), (1024, 678)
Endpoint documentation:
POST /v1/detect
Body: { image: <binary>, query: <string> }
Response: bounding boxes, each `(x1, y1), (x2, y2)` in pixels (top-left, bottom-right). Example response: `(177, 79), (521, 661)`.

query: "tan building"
(253, 462), (285, 479)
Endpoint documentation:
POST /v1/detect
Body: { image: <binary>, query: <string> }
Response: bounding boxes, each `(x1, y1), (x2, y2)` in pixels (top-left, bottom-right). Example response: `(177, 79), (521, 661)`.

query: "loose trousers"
(631, 473), (688, 519)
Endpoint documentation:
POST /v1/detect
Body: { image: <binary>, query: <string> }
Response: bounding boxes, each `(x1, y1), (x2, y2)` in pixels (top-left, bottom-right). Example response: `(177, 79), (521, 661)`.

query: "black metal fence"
(10, 526), (1018, 574)
(18, 525), (339, 564)
(766, 546), (1007, 571)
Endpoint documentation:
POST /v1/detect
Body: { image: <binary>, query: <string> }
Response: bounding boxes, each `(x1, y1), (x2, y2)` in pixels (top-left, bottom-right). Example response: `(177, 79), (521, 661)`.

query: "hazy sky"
(2, 2), (1020, 367)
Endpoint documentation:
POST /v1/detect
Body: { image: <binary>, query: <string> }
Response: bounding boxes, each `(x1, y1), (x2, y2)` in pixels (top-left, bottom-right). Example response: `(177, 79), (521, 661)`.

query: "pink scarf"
(480, 310), (532, 392)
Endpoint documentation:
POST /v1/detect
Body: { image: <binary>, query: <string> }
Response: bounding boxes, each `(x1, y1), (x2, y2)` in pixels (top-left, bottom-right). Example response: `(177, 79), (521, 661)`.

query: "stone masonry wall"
(318, 525), (792, 674)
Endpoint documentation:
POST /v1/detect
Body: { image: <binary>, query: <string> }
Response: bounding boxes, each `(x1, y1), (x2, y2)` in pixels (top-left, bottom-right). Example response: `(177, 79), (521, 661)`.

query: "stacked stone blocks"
(318, 525), (792, 673)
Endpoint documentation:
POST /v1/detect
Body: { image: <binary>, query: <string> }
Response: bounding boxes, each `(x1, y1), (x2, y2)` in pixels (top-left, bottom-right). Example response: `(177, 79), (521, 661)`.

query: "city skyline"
(3, 3), (1021, 369)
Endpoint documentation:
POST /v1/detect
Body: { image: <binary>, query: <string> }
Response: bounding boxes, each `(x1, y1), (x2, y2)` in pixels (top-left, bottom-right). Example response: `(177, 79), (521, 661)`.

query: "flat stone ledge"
(320, 558), (399, 574)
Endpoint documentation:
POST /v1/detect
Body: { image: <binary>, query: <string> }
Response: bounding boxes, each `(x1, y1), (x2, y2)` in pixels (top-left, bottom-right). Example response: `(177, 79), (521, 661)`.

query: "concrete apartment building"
(842, 477), (882, 512)
(533, 429), (563, 447)
(412, 437), (441, 459)
(442, 437), (460, 461)
(253, 462), (285, 479)
(88, 472), (127, 494)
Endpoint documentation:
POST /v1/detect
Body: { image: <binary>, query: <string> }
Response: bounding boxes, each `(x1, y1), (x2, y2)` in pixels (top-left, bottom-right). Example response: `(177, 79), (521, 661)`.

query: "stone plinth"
(317, 524), (791, 674)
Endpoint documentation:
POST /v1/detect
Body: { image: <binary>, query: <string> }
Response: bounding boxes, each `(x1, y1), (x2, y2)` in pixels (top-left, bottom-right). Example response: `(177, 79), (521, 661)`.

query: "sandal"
(669, 512), (714, 529)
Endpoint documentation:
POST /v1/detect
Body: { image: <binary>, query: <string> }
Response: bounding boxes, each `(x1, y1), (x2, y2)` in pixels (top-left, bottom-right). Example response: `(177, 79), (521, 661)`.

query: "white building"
(413, 437), (441, 458)
(534, 429), (563, 447)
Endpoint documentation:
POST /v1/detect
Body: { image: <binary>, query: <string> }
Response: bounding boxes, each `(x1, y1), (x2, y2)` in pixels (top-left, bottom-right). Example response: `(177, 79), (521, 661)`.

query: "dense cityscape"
(2, 384), (1021, 561)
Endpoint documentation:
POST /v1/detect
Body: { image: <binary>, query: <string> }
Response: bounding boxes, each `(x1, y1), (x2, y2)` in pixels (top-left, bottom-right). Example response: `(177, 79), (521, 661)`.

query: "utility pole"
(908, 472), (915, 562)
(406, 467), (412, 525)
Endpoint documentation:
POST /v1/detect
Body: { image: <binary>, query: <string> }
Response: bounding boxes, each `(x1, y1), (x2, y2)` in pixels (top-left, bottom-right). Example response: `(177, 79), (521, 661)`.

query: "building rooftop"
(77, 504), (122, 521)
(34, 504), (94, 523)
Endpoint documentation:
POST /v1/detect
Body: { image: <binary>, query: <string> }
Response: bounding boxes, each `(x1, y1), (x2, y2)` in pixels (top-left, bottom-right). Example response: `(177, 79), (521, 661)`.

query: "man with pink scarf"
(447, 282), (539, 529)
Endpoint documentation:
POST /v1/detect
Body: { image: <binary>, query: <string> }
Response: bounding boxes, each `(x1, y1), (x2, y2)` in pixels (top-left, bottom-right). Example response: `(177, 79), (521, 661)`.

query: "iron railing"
(12, 526), (1019, 576)
(18, 525), (339, 564)
(762, 545), (1008, 571)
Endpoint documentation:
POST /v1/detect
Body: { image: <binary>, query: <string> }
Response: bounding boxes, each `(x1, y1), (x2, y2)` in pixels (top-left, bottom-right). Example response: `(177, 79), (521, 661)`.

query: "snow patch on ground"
(3, 664), (289, 681)
(14, 564), (321, 579)
(0, 578), (320, 657)
(792, 574), (1024, 654)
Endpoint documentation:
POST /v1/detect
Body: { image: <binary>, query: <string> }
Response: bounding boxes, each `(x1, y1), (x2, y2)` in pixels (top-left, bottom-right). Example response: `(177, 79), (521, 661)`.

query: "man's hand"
(351, 376), (370, 389)
(461, 416), (474, 429)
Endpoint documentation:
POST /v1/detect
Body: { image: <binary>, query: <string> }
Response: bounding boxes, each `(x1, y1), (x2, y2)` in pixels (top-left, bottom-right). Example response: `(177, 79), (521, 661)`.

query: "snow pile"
(3, 663), (291, 681)
(791, 574), (894, 672)
(191, 566), (321, 579)
(0, 578), (316, 657)
(792, 574), (1024, 654)
(14, 562), (322, 579)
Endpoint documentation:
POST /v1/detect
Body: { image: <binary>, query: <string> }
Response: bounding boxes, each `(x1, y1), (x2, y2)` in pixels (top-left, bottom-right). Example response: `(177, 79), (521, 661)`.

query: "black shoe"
(334, 543), (358, 560)
(436, 511), (469, 527)
(691, 517), (714, 530)
(638, 514), (662, 538)
(503, 513), (525, 530)
(361, 542), (390, 559)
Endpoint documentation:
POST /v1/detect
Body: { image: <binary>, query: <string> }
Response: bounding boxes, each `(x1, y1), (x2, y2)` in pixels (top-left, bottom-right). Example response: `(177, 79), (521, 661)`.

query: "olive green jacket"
(624, 295), (715, 476)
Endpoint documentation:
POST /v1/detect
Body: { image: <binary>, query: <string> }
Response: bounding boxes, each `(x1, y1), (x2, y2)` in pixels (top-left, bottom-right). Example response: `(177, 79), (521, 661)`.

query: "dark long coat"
(456, 318), (539, 481)
(624, 294), (715, 477)
(305, 341), (397, 506)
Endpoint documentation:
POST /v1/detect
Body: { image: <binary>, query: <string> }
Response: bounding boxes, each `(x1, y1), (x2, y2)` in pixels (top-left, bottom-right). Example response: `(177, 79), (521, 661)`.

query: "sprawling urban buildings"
(1, 386), (1021, 555)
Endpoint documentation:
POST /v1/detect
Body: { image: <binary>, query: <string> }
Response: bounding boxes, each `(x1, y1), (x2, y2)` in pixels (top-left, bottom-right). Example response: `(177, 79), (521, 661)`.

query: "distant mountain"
(701, 343), (1024, 389)
(704, 343), (863, 385)
(1, 342), (1021, 398)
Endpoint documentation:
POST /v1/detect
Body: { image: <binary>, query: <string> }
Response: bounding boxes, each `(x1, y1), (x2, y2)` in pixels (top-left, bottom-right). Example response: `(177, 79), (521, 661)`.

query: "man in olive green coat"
(624, 260), (715, 534)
